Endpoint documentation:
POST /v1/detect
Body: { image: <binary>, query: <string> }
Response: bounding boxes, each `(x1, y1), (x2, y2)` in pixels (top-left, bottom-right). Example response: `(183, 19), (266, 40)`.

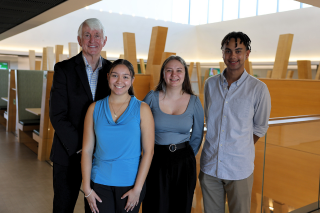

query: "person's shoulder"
(246, 75), (268, 90)
(143, 90), (156, 101)
(206, 74), (220, 85)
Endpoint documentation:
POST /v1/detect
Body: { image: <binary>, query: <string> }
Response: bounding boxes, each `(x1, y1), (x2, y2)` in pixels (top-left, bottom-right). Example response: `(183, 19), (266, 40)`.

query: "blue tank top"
(91, 96), (142, 186)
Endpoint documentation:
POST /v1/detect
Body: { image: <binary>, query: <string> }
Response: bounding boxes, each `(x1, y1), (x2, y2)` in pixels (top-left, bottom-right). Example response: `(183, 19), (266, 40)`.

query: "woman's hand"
(85, 189), (102, 213)
(121, 187), (141, 212)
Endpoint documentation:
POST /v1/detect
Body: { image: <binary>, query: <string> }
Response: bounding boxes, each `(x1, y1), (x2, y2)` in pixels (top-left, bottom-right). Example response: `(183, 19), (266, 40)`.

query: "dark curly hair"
(221, 31), (251, 51)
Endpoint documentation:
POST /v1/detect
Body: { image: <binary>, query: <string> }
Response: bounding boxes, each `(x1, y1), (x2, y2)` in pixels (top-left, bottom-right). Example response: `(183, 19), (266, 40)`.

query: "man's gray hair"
(78, 18), (106, 38)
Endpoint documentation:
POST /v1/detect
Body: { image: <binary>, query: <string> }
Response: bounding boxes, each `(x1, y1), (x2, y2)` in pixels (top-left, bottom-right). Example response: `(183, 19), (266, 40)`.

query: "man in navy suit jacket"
(49, 18), (111, 212)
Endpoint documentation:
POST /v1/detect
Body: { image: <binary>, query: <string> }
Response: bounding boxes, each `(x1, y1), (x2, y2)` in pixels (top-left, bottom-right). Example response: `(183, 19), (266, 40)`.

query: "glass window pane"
(239, 0), (257, 18)
(208, 0), (222, 23)
(303, 3), (313, 8)
(190, 0), (208, 25)
(172, 0), (189, 24)
(223, 0), (239, 21)
(258, 0), (277, 15)
(279, 0), (300, 12)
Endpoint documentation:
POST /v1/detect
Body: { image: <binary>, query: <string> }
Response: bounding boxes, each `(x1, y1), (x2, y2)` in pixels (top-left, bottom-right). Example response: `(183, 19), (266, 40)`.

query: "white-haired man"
(49, 18), (112, 212)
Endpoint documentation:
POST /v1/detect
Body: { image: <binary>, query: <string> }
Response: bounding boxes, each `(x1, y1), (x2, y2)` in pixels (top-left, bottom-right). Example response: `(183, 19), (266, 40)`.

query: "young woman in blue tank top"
(81, 59), (154, 213)
(142, 56), (204, 213)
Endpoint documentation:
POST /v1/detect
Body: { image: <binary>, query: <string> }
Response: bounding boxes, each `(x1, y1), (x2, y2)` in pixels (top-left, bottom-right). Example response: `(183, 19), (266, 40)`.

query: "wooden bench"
(0, 70), (9, 127)
(15, 70), (44, 153)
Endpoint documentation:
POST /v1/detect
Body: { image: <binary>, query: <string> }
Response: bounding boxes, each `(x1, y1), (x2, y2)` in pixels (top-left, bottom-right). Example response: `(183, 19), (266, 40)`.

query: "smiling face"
(77, 24), (107, 59)
(108, 64), (134, 96)
(222, 38), (250, 73)
(163, 59), (185, 89)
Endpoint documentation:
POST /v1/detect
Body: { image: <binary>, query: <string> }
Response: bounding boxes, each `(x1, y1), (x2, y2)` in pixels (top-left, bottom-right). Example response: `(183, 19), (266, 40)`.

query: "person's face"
(108, 64), (134, 96)
(77, 24), (107, 58)
(163, 60), (185, 89)
(222, 38), (250, 73)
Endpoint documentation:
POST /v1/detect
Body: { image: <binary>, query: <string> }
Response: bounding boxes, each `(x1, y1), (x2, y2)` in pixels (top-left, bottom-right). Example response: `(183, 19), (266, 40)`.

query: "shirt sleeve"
(253, 84), (271, 137)
(190, 96), (204, 155)
(143, 90), (154, 108)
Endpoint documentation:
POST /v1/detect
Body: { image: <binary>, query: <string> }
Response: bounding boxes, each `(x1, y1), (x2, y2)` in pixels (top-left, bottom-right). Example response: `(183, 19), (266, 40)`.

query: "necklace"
(110, 96), (131, 118)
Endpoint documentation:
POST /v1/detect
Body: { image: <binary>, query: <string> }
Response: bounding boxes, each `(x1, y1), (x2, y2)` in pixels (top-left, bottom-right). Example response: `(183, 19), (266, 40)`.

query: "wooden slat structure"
(245, 59), (253, 75)
(189, 62), (194, 79)
(101, 51), (106, 59)
(0, 70), (8, 127)
(68, 42), (78, 58)
(286, 70), (294, 79)
(35, 61), (41, 70)
(5, 70), (16, 133)
(132, 74), (153, 101)
(36, 71), (54, 161)
(145, 26), (168, 88)
(59, 54), (68, 62)
(123, 32), (138, 73)
(271, 34), (294, 79)
(55, 45), (63, 64)
(46, 47), (54, 71)
(297, 60), (312, 79)
(42, 47), (47, 70)
(29, 50), (36, 70)
(119, 54), (124, 59)
(316, 64), (320, 80)
(219, 62), (226, 72)
(196, 62), (201, 93)
(139, 59), (146, 74)
(266, 70), (272, 78)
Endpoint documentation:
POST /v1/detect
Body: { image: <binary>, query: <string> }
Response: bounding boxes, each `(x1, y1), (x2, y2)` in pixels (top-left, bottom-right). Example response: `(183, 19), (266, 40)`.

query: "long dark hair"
(155, 55), (194, 95)
(108, 59), (135, 96)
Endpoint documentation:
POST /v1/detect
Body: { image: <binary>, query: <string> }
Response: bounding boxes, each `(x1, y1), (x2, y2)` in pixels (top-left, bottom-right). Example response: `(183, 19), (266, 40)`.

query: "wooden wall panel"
(266, 70), (272, 78)
(68, 42), (78, 58)
(139, 59), (146, 74)
(196, 62), (201, 94)
(316, 64), (320, 80)
(271, 34), (294, 79)
(55, 45), (63, 64)
(101, 51), (106, 59)
(259, 79), (320, 117)
(123, 32), (138, 73)
(46, 47), (54, 71)
(42, 47), (47, 70)
(29, 50), (35, 70)
(286, 70), (294, 79)
(189, 62), (194, 79)
(297, 60), (312, 79)
(35, 61), (41, 70)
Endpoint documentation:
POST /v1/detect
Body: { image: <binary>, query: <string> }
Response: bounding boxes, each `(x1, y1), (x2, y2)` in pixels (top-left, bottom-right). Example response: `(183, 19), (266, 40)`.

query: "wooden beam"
(271, 34), (294, 79)
(119, 54), (124, 59)
(29, 50), (35, 70)
(55, 45), (63, 64)
(42, 47), (47, 70)
(286, 70), (294, 79)
(245, 59), (253, 75)
(316, 64), (320, 80)
(196, 62), (201, 94)
(139, 59), (146, 74)
(189, 62), (194, 79)
(46, 47), (54, 71)
(6, 70), (16, 133)
(297, 60), (312, 79)
(267, 70), (272, 78)
(35, 61), (41, 70)
(59, 54), (68, 62)
(219, 62), (226, 72)
(101, 51), (106, 59)
(68, 42), (78, 58)
(123, 32), (138, 73)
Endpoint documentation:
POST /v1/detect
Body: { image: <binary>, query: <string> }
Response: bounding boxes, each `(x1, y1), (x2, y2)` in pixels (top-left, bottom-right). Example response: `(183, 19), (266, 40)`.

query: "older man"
(49, 18), (111, 212)
(199, 32), (271, 213)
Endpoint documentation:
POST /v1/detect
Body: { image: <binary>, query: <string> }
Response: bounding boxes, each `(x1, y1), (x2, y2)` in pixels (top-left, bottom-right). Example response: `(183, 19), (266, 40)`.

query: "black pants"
(142, 143), (197, 213)
(53, 162), (82, 213)
(85, 181), (146, 213)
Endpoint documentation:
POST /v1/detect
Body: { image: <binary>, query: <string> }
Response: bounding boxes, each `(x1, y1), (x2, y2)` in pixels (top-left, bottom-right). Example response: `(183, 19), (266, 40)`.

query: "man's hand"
(253, 134), (260, 144)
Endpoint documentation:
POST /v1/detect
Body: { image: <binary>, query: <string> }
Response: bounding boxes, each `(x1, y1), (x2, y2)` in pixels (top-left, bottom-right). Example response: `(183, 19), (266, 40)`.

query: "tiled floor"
(0, 125), (85, 213)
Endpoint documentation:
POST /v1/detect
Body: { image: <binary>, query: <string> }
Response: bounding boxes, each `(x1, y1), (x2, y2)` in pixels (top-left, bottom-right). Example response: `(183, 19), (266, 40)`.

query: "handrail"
(268, 115), (320, 127)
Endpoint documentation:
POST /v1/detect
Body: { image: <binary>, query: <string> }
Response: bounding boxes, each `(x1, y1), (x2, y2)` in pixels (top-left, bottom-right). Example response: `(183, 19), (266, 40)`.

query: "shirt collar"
(82, 53), (103, 71)
(220, 68), (249, 87)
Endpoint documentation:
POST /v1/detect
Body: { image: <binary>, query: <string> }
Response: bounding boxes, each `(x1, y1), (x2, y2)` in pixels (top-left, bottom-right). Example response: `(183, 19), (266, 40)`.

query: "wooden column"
(245, 58), (253, 75)
(146, 26), (168, 88)
(196, 62), (202, 94)
(139, 59), (146, 74)
(199, 69), (209, 107)
(35, 61), (41, 70)
(59, 54), (68, 62)
(297, 60), (312, 79)
(123, 32), (138, 73)
(119, 54), (124, 59)
(29, 50), (36, 70)
(189, 62), (194, 79)
(101, 51), (107, 59)
(46, 47), (54, 71)
(286, 70), (294, 79)
(271, 34), (294, 79)
(68, 42), (78, 58)
(219, 62), (226, 72)
(316, 64), (320, 80)
(6, 70), (16, 133)
(266, 70), (272, 78)
(55, 45), (63, 64)
(42, 47), (47, 70)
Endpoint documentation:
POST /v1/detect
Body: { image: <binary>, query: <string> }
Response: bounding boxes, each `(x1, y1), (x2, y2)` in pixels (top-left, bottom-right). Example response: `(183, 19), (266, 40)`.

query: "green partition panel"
(0, 70), (9, 107)
(16, 70), (44, 121)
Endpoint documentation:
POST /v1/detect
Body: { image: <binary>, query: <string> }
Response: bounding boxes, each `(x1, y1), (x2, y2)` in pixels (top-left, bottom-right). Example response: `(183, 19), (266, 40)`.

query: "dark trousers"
(85, 181), (146, 213)
(142, 144), (197, 213)
(53, 162), (82, 213)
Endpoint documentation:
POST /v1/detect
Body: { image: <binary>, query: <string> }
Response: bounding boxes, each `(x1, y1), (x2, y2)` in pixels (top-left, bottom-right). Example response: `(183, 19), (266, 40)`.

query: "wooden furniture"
(25, 108), (41, 116)
(5, 70), (16, 132)
(15, 70), (44, 153)
(35, 61), (41, 70)
(271, 34), (294, 79)
(285, 70), (294, 79)
(297, 60), (312, 79)
(123, 32), (138, 73)
(145, 26), (168, 88)
(266, 70), (272, 78)
(316, 64), (320, 80)
(139, 59), (146, 74)
(259, 79), (320, 118)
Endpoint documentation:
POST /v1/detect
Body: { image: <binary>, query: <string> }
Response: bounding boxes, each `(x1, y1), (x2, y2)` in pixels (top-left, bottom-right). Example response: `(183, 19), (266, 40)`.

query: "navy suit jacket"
(49, 52), (111, 166)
